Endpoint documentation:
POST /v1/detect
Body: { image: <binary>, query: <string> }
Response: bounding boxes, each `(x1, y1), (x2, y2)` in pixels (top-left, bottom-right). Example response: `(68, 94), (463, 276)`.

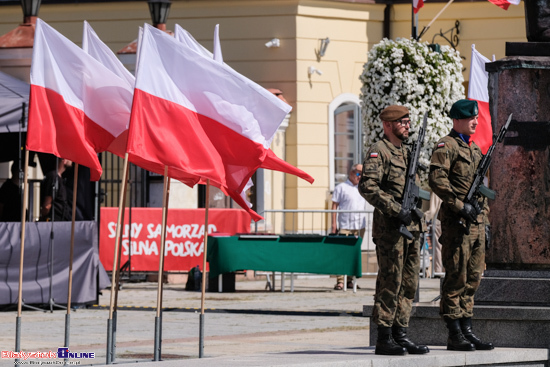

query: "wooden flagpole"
(412, 0), (418, 40)
(111, 198), (127, 362)
(106, 153), (130, 364)
(15, 149), (30, 357)
(417, 0), (455, 40)
(154, 166), (170, 361)
(199, 179), (210, 358)
(63, 163), (79, 355)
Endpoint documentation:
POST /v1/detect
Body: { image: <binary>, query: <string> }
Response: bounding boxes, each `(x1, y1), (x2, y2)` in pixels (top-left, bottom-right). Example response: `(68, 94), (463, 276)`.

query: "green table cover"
(207, 235), (362, 278)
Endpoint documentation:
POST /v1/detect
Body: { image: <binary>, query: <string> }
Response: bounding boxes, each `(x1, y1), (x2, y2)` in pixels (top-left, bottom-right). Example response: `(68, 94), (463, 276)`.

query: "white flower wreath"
(360, 37), (465, 186)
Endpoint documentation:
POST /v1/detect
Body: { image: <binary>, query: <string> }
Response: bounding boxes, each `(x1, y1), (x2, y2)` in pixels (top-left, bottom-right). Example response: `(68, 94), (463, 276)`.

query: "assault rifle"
(461, 113), (513, 233)
(399, 112), (431, 240)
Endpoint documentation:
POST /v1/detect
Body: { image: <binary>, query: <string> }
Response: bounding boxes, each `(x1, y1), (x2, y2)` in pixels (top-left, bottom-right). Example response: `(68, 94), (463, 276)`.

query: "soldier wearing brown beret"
(359, 105), (428, 356)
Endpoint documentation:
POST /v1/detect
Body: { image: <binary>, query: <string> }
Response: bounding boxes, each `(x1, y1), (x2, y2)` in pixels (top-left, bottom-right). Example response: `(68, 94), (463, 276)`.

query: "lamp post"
(0, 0), (42, 79)
(148, 0), (171, 31)
(118, 0), (172, 70)
(20, 0), (41, 24)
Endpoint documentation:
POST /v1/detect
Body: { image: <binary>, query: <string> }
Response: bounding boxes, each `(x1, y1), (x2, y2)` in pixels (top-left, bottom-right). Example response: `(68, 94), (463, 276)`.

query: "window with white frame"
(328, 94), (363, 191)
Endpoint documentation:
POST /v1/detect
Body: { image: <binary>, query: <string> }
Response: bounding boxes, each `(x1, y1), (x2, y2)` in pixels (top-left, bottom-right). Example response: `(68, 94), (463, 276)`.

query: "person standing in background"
(40, 158), (73, 221)
(0, 162), (22, 221)
(425, 194), (443, 276)
(330, 163), (370, 290)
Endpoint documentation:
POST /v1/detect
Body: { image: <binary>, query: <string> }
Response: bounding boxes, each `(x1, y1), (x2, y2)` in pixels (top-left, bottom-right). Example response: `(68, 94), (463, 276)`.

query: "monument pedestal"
(476, 270), (550, 306)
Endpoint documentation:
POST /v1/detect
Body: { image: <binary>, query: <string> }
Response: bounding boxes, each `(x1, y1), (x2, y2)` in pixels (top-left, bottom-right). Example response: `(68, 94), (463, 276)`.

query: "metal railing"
(253, 209), (372, 237)
(252, 209), (442, 280)
(252, 209), (376, 285)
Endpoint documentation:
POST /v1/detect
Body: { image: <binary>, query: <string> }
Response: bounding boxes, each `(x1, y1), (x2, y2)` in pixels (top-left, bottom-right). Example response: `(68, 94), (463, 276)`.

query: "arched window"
(328, 94), (362, 191)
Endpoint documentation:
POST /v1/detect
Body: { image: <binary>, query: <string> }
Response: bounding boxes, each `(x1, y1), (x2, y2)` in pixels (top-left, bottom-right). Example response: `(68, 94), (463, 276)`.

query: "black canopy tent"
(0, 70), (95, 220)
(0, 71), (109, 307)
(0, 70), (31, 164)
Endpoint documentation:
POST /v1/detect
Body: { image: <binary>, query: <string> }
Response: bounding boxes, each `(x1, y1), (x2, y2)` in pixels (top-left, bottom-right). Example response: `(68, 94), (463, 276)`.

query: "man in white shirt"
(331, 163), (371, 290)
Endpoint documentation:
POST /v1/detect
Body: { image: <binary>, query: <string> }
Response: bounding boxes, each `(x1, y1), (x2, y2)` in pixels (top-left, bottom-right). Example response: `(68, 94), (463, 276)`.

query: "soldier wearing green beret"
(428, 99), (493, 351)
(359, 105), (429, 356)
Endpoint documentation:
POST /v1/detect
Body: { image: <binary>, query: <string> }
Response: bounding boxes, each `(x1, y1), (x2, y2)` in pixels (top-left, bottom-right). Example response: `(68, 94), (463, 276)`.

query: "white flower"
(360, 37), (465, 186)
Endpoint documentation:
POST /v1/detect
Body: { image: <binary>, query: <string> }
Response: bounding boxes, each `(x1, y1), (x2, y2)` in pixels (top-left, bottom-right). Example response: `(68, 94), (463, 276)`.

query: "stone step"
(476, 272), (550, 306)
(364, 303), (550, 349)
(90, 346), (550, 367)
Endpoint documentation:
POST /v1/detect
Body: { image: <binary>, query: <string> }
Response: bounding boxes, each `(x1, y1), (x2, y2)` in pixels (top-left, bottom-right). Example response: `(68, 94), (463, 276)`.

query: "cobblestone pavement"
(0, 275), (442, 366)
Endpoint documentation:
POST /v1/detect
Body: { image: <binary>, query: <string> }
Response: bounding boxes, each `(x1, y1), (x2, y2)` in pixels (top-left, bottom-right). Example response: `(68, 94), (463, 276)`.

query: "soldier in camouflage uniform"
(428, 99), (493, 351)
(359, 105), (429, 356)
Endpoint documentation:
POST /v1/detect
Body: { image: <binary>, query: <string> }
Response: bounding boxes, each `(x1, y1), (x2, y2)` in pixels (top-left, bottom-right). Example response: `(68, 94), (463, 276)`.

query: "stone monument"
(364, 1), (550, 352)
(472, 0), (550, 346)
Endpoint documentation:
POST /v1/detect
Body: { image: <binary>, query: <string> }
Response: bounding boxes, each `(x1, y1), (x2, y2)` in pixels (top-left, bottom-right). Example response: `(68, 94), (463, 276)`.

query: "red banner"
(99, 208), (250, 272)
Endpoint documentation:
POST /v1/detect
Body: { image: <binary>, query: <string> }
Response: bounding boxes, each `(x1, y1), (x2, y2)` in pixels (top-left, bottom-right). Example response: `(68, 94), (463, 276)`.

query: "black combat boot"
(375, 326), (407, 355)
(445, 317), (475, 351)
(392, 326), (430, 354)
(460, 317), (494, 350)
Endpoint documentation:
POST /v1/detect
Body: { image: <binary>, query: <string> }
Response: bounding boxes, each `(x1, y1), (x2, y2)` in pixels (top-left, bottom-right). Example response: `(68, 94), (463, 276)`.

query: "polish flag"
(175, 23), (253, 207)
(174, 24), (214, 59)
(413, 0), (424, 14)
(27, 19), (132, 180)
(127, 24), (313, 220)
(176, 24), (303, 208)
(487, 0), (520, 10)
(468, 44), (492, 154)
(82, 21), (134, 158)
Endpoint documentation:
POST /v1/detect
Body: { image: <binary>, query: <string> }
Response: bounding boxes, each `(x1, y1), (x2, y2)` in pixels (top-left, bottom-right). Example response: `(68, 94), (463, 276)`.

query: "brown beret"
(379, 105), (409, 122)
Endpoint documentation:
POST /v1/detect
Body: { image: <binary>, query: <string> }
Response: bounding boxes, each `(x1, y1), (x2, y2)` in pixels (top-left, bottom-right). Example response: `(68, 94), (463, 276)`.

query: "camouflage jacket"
(428, 130), (489, 225)
(359, 136), (422, 240)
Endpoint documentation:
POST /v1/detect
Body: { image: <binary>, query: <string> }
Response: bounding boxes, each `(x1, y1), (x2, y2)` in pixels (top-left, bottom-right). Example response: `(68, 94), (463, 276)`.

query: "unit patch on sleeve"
(370, 152), (379, 158)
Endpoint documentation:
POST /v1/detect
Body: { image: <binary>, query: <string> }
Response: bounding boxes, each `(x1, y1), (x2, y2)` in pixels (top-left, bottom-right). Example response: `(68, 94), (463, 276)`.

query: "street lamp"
(148, 0), (171, 31)
(20, 0), (41, 24)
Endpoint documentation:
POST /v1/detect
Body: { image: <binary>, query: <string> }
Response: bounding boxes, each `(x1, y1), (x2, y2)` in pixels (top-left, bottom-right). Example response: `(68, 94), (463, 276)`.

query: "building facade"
(0, 0), (526, 230)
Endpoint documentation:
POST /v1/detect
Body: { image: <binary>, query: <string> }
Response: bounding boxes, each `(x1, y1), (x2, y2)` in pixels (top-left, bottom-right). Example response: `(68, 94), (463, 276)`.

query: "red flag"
(487, 0), (520, 10)
(413, 0), (424, 14)
(27, 19), (132, 181)
(468, 44), (492, 154)
(128, 24), (313, 220)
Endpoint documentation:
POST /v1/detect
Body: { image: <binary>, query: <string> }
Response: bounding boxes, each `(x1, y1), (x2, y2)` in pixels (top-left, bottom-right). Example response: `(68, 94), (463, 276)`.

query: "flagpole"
(469, 44), (476, 90)
(417, 0), (455, 40)
(199, 179), (210, 358)
(412, 1), (418, 40)
(110, 163), (129, 364)
(111, 198), (127, 363)
(154, 166), (170, 361)
(63, 163), (78, 358)
(15, 149), (30, 359)
(106, 153), (130, 364)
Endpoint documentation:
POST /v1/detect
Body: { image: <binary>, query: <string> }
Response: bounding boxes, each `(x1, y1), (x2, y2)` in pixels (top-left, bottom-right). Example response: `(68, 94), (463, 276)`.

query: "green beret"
(379, 105), (409, 122)
(450, 99), (478, 119)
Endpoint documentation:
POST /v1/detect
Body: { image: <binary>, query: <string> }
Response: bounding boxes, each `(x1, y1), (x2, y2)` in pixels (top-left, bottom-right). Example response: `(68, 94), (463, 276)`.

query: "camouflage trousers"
(439, 219), (486, 319)
(372, 231), (421, 328)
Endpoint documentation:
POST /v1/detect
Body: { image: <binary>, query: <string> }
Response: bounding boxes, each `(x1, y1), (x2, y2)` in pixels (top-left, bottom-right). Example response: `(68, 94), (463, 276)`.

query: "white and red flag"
(174, 23), (253, 207)
(413, 0), (424, 14)
(468, 44), (492, 154)
(174, 24), (214, 59)
(82, 20), (134, 158)
(487, 0), (520, 10)
(27, 19), (132, 180)
(127, 24), (313, 220)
